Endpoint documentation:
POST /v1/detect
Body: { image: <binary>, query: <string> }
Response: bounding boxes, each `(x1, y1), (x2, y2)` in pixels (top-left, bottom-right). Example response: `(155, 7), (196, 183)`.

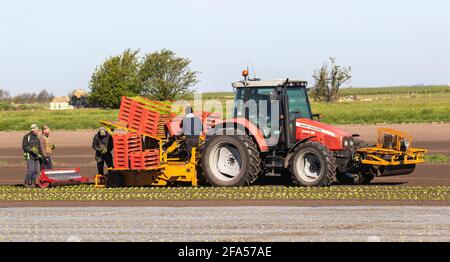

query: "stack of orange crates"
(112, 97), (172, 170)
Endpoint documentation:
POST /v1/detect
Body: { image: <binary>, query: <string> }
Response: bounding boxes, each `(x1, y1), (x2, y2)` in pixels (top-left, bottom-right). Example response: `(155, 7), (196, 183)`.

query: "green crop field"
(339, 85), (450, 96)
(312, 94), (450, 124)
(0, 108), (118, 131)
(0, 185), (448, 201)
(0, 86), (449, 131)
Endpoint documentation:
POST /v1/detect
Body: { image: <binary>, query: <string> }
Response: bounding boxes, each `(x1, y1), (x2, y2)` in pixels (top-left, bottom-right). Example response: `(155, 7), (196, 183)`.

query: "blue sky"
(0, 0), (449, 95)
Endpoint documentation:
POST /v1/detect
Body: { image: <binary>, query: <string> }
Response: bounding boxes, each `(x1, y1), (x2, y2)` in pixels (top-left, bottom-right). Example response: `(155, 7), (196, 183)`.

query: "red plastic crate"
(126, 133), (142, 154)
(129, 151), (145, 170)
(118, 97), (134, 124)
(156, 114), (174, 138)
(140, 110), (160, 136)
(112, 134), (129, 169)
(143, 149), (160, 168)
(129, 103), (157, 130)
(128, 150), (160, 170)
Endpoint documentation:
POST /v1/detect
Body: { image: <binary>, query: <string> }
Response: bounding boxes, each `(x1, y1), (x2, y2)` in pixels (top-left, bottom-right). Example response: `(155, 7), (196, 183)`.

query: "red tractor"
(199, 73), (426, 187)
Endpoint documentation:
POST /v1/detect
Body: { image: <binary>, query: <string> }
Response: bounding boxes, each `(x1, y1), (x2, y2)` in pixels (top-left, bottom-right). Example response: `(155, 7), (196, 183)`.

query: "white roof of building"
(232, 79), (307, 88)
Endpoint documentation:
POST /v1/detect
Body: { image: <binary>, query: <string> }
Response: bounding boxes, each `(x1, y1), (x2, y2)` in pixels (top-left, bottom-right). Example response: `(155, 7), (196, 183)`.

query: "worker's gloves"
(31, 147), (39, 156)
(44, 156), (51, 163)
(51, 144), (56, 150)
(30, 147), (43, 159)
(97, 147), (108, 155)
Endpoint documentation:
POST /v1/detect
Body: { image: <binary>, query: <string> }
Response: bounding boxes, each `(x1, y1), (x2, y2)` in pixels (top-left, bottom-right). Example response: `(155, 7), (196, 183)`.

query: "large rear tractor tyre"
(201, 134), (261, 187)
(290, 141), (337, 187)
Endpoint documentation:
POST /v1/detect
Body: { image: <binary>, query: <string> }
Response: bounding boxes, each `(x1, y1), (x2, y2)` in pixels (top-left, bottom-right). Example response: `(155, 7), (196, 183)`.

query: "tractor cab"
(232, 78), (311, 148)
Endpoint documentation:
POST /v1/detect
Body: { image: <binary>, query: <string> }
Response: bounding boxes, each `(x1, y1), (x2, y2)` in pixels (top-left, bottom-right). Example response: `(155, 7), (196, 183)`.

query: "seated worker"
(180, 107), (203, 160)
(92, 127), (114, 175)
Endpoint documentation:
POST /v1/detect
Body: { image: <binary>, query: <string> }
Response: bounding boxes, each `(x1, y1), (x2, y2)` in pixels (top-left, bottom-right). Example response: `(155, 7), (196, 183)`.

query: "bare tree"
(0, 89), (11, 101)
(10, 89), (53, 104)
(36, 89), (53, 103)
(311, 57), (352, 102)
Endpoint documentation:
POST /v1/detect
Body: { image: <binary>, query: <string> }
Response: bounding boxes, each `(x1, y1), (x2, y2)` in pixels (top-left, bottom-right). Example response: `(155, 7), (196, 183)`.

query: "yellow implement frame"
(94, 174), (106, 188)
(357, 147), (426, 166)
(356, 128), (427, 166)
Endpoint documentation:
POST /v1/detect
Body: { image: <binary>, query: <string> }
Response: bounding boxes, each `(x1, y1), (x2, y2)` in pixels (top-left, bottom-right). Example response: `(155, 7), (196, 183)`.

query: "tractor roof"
(232, 79), (308, 88)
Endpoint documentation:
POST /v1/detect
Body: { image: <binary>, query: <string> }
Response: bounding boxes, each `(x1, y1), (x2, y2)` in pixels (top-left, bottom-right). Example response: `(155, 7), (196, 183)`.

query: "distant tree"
(89, 49), (142, 108)
(139, 49), (198, 101)
(311, 57), (352, 102)
(36, 89), (53, 103)
(13, 93), (36, 104)
(0, 89), (11, 101)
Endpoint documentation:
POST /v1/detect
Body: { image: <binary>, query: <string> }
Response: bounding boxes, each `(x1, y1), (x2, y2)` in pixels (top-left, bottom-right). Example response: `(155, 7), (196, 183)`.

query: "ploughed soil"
(0, 123), (449, 207)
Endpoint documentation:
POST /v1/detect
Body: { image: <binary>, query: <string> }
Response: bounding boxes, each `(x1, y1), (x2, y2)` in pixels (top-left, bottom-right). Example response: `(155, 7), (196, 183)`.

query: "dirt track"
(0, 123), (449, 207)
(1, 206), (449, 242)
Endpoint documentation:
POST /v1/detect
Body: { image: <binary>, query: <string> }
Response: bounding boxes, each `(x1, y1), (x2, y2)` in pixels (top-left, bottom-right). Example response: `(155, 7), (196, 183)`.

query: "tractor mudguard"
(283, 136), (315, 168)
(210, 118), (269, 152)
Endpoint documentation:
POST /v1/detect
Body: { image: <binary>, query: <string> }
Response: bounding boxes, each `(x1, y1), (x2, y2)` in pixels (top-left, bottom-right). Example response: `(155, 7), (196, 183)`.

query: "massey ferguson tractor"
(97, 71), (426, 188)
(199, 73), (426, 187)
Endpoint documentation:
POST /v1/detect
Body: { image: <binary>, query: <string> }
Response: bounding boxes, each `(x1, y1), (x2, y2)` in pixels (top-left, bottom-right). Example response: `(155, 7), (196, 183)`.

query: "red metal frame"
(37, 168), (88, 188)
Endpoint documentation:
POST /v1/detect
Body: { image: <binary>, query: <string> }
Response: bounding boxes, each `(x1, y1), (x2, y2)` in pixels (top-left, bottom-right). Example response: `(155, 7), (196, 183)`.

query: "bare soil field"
(1, 206), (448, 241)
(0, 123), (448, 207)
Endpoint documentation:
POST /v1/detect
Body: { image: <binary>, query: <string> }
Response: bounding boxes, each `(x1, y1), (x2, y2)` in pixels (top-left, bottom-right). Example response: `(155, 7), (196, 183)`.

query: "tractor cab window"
(233, 87), (279, 138)
(287, 87), (312, 120)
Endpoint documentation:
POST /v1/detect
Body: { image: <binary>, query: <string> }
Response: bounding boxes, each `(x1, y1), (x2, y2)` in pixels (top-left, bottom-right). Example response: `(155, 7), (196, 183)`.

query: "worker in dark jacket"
(92, 127), (114, 175)
(22, 124), (43, 187)
(180, 107), (203, 160)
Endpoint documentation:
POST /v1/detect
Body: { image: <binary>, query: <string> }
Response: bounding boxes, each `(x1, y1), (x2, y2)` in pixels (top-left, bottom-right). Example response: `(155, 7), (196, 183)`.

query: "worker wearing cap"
(40, 125), (55, 170)
(22, 124), (43, 187)
(180, 107), (203, 160)
(92, 127), (114, 175)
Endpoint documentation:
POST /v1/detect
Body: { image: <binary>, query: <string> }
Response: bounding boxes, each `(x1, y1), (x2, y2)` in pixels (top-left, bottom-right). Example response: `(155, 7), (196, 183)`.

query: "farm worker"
(92, 127), (114, 175)
(180, 107), (203, 160)
(39, 125), (55, 169)
(22, 124), (43, 187)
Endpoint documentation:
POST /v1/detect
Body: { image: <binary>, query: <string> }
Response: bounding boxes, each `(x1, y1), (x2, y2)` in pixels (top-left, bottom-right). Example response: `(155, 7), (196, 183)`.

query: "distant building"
(50, 96), (74, 110)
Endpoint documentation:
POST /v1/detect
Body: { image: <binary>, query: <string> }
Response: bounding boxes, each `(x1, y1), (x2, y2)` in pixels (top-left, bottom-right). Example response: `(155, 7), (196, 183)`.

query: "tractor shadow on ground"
(254, 177), (406, 186)
(359, 182), (406, 186)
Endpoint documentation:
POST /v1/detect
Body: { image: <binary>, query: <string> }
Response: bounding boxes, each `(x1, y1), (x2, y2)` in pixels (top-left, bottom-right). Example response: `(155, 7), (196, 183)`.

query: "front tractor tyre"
(201, 134), (261, 187)
(337, 172), (375, 185)
(290, 141), (337, 187)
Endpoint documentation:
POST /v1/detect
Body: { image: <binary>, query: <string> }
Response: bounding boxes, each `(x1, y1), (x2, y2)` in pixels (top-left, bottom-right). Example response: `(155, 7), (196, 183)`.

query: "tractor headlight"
(343, 137), (354, 148)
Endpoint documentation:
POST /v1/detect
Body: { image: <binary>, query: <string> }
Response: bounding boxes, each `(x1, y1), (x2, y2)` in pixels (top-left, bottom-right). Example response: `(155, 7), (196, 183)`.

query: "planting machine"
(96, 71), (426, 188)
(36, 168), (89, 188)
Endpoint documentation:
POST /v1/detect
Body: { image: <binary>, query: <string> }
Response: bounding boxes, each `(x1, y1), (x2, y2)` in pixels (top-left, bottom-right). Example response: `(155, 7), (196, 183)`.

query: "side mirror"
(312, 113), (322, 122)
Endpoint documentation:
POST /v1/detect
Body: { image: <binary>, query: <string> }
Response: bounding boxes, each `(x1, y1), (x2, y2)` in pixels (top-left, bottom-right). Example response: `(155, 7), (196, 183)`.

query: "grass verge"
(425, 154), (450, 163)
(0, 109), (118, 131)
